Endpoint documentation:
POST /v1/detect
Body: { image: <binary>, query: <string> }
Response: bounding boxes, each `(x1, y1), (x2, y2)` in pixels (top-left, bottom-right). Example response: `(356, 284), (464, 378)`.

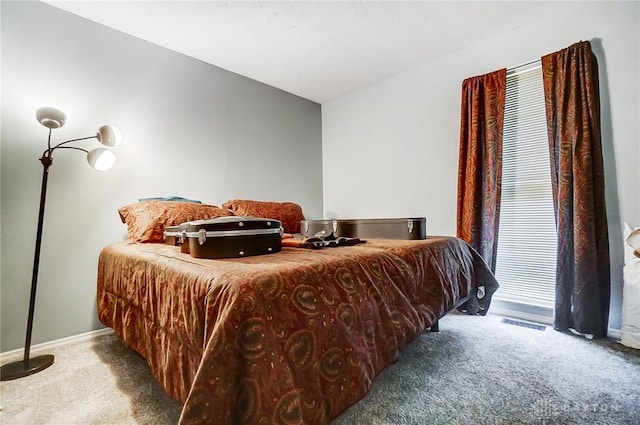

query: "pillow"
(624, 222), (640, 262)
(628, 224), (640, 259)
(622, 222), (640, 349)
(119, 201), (233, 243)
(222, 199), (304, 233)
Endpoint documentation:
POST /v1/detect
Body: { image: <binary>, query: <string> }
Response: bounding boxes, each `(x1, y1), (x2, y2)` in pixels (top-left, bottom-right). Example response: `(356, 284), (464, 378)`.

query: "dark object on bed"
(138, 196), (202, 203)
(284, 230), (367, 249)
(183, 216), (282, 259)
(97, 236), (498, 424)
(301, 217), (427, 240)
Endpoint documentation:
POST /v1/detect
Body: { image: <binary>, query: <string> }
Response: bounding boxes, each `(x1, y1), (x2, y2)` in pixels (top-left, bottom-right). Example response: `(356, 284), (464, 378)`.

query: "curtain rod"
(507, 58), (541, 77)
(507, 58), (540, 72)
(508, 58), (540, 71)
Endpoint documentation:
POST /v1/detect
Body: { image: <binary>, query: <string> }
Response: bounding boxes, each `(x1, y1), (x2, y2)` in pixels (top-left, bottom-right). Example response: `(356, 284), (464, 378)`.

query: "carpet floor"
(1, 313), (639, 424)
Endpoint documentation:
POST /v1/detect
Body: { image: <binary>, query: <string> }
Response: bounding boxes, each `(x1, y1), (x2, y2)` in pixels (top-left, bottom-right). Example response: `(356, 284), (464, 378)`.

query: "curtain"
(457, 69), (507, 273)
(541, 41), (610, 337)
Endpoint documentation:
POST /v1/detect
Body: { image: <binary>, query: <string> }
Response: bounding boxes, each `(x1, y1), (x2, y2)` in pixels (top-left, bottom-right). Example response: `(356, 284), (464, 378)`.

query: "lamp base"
(0, 354), (54, 381)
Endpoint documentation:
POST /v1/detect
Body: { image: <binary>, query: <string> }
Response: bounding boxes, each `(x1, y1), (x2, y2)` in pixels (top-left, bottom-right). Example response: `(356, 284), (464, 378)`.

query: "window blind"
(494, 62), (557, 309)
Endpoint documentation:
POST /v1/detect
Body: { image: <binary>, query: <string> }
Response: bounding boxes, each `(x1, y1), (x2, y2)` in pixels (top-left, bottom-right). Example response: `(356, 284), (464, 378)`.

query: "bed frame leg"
(430, 321), (439, 332)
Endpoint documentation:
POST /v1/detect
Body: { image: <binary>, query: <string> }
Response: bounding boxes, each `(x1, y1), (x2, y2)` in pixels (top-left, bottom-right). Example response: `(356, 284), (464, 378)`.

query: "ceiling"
(43, 1), (568, 104)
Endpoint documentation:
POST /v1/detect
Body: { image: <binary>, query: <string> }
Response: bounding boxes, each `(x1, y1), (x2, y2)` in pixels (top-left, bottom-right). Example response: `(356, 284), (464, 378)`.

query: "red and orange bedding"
(97, 237), (497, 424)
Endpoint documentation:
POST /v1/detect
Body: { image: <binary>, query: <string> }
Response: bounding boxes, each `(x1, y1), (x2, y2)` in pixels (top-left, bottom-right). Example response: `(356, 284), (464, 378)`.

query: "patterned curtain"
(541, 41), (610, 337)
(456, 69), (507, 273)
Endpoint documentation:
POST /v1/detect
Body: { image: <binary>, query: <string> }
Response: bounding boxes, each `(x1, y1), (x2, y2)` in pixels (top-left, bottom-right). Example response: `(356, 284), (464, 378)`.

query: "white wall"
(1, 1), (322, 352)
(322, 2), (640, 330)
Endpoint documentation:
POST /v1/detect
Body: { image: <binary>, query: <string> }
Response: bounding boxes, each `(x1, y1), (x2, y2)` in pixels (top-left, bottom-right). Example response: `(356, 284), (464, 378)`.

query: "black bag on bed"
(183, 216), (282, 259)
(301, 217), (427, 240)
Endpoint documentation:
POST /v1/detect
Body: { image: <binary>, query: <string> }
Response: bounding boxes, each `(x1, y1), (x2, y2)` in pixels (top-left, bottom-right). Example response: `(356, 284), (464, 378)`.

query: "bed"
(97, 236), (498, 424)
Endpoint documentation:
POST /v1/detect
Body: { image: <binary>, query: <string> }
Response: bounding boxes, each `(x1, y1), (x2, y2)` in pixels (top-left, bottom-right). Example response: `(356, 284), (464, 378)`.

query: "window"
(494, 62), (557, 309)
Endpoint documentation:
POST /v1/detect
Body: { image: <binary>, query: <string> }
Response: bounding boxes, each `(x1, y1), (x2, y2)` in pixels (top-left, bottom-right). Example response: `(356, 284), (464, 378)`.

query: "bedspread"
(97, 237), (498, 424)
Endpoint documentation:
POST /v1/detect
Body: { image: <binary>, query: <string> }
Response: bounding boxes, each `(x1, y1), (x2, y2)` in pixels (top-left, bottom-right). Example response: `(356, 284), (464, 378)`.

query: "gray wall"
(1, 1), (322, 352)
(322, 2), (639, 331)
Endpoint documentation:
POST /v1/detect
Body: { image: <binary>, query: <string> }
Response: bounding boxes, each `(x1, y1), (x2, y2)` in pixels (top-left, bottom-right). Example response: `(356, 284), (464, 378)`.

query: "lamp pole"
(24, 150), (55, 365)
(0, 148), (57, 380)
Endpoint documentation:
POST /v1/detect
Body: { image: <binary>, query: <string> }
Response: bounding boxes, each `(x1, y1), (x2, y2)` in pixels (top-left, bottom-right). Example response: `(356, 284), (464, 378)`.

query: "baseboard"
(490, 307), (622, 340)
(607, 328), (622, 340)
(489, 306), (553, 326)
(0, 328), (114, 363)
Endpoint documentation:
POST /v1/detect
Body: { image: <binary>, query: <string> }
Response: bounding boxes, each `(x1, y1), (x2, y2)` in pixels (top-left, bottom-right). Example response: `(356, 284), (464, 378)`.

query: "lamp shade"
(96, 125), (122, 147)
(36, 106), (66, 129)
(87, 148), (116, 171)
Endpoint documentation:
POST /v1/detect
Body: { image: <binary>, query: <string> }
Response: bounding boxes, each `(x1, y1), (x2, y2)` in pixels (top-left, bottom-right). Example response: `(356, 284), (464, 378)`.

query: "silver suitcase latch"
(198, 229), (207, 245)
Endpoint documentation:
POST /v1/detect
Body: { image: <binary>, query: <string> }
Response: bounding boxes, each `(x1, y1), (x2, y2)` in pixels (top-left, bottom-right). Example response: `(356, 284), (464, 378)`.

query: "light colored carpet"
(0, 331), (182, 425)
(1, 313), (639, 424)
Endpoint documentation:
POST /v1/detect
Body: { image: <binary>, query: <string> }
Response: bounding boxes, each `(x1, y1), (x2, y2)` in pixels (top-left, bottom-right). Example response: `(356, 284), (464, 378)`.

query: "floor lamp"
(0, 106), (122, 381)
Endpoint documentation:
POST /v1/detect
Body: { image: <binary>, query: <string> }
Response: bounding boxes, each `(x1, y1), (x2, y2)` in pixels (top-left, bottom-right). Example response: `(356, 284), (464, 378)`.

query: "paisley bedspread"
(97, 237), (498, 424)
